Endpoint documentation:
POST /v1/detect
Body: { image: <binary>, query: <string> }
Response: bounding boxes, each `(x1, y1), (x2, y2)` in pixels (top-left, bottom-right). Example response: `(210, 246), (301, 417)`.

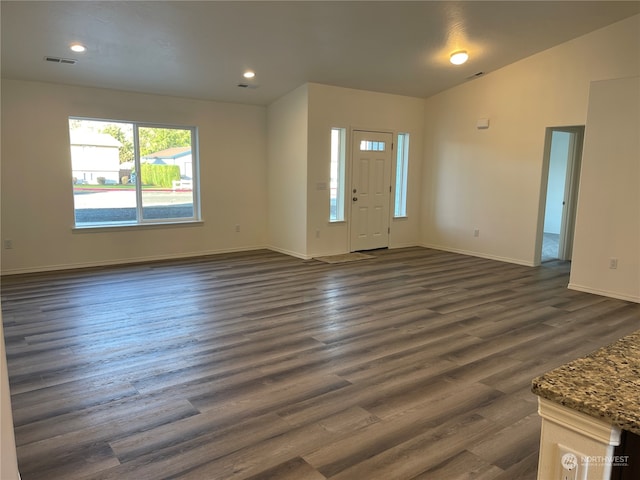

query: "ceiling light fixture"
(450, 50), (468, 65)
(70, 43), (87, 53)
(243, 71), (256, 79)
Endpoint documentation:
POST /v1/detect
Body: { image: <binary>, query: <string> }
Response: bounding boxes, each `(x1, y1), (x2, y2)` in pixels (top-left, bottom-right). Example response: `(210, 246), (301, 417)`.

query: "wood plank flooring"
(3, 247), (640, 480)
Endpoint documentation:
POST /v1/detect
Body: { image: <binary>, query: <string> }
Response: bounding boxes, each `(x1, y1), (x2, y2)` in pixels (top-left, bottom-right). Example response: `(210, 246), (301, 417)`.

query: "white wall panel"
(422, 15), (640, 278)
(569, 76), (640, 302)
(1, 80), (268, 273)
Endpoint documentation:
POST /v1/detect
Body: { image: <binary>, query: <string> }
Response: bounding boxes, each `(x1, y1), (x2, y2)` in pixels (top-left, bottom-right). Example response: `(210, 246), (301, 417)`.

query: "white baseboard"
(0, 245), (269, 276)
(389, 242), (420, 249)
(0, 243), (546, 276)
(266, 245), (312, 260)
(568, 283), (640, 303)
(420, 243), (535, 267)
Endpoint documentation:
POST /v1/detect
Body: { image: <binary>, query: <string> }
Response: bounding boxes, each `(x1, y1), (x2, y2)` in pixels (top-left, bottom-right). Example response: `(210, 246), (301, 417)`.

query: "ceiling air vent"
(237, 83), (259, 89)
(44, 56), (77, 65)
(466, 71), (485, 80)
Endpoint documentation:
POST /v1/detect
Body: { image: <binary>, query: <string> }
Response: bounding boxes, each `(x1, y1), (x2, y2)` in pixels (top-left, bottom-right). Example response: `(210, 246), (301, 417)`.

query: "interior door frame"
(348, 128), (395, 252)
(535, 125), (585, 264)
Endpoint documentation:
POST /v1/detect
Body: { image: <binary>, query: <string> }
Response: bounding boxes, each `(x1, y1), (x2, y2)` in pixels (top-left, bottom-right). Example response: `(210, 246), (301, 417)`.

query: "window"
(69, 118), (199, 227)
(329, 128), (346, 222)
(360, 140), (386, 151)
(394, 133), (409, 217)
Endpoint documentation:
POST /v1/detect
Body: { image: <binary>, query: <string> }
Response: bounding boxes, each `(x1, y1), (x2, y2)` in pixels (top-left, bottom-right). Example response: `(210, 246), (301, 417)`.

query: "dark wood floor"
(3, 247), (640, 480)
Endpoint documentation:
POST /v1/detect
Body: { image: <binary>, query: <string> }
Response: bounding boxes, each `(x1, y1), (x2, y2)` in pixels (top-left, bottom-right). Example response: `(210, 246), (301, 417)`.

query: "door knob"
(353, 197), (358, 202)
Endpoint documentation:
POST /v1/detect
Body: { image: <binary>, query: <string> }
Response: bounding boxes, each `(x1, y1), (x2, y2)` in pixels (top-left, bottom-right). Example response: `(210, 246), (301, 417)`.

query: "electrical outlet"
(3, 239), (13, 249)
(315, 229), (320, 239)
(609, 257), (618, 269)
(561, 461), (578, 480)
(558, 444), (587, 480)
(235, 224), (240, 233)
(473, 229), (480, 237)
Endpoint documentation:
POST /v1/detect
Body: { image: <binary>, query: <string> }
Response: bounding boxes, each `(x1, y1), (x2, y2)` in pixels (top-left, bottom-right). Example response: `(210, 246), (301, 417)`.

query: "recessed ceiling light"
(450, 50), (469, 65)
(70, 43), (87, 53)
(243, 71), (256, 79)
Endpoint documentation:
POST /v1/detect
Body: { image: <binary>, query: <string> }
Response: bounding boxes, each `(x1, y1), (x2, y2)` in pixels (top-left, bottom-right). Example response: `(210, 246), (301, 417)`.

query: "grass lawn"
(74, 184), (133, 190)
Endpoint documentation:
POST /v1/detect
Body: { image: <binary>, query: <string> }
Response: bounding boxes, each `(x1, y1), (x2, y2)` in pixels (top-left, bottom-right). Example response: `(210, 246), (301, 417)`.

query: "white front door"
(350, 130), (393, 251)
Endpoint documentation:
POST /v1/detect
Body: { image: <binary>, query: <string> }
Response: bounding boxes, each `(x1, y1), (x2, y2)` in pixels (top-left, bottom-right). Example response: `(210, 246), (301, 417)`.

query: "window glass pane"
(139, 126), (195, 221)
(360, 140), (385, 151)
(70, 118), (199, 227)
(330, 128), (346, 222)
(394, 133), (409, 217)
(70, 119), (137, 225)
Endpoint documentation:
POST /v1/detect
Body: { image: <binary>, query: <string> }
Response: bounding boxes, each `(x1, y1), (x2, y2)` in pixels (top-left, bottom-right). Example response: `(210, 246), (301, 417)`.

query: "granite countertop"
(532, 330), (640, 435)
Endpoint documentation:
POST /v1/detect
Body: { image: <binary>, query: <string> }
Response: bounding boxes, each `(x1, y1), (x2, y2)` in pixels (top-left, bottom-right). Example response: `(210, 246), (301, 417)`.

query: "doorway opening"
(537, 126), (584, 264)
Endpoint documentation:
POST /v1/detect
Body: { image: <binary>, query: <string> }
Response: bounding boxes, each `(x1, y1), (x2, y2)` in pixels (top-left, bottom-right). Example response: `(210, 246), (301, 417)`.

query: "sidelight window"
(329, 128), (346, 222)
(394, 133), (409, 217)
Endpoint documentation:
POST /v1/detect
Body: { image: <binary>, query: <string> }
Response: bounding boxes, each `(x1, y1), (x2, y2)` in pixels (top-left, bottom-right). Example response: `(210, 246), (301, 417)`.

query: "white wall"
(1, 79), (268, 274)
(569, 76), (640, 302)
(306, 83), (425, 257)
(266, 84), (309, 258)
(422, 15), (640, 269)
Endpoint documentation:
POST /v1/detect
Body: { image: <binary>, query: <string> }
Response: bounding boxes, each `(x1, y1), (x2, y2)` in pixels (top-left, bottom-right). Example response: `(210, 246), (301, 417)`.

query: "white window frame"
(394, 132), (409, 218)
(70, 117), (201, 228)
(329, 127), (346, 222)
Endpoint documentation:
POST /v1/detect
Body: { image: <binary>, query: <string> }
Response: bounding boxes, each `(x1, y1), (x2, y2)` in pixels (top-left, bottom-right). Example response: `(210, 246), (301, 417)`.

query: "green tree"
(139, 127), (191, 157)
(100, 125), (134, 164)
(69, 118), (84, 130)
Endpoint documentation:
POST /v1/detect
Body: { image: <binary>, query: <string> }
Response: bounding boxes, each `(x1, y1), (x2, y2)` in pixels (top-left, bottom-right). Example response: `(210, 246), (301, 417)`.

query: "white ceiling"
(2, 1), (638, 105)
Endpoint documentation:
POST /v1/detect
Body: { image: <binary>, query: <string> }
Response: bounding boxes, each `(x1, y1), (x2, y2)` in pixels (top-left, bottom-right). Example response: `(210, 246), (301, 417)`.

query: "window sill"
(72, 220), (204, 233)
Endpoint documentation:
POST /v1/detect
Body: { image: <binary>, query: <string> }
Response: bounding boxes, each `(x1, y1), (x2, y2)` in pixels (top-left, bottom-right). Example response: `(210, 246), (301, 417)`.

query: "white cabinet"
(537, 397), (622, 480)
